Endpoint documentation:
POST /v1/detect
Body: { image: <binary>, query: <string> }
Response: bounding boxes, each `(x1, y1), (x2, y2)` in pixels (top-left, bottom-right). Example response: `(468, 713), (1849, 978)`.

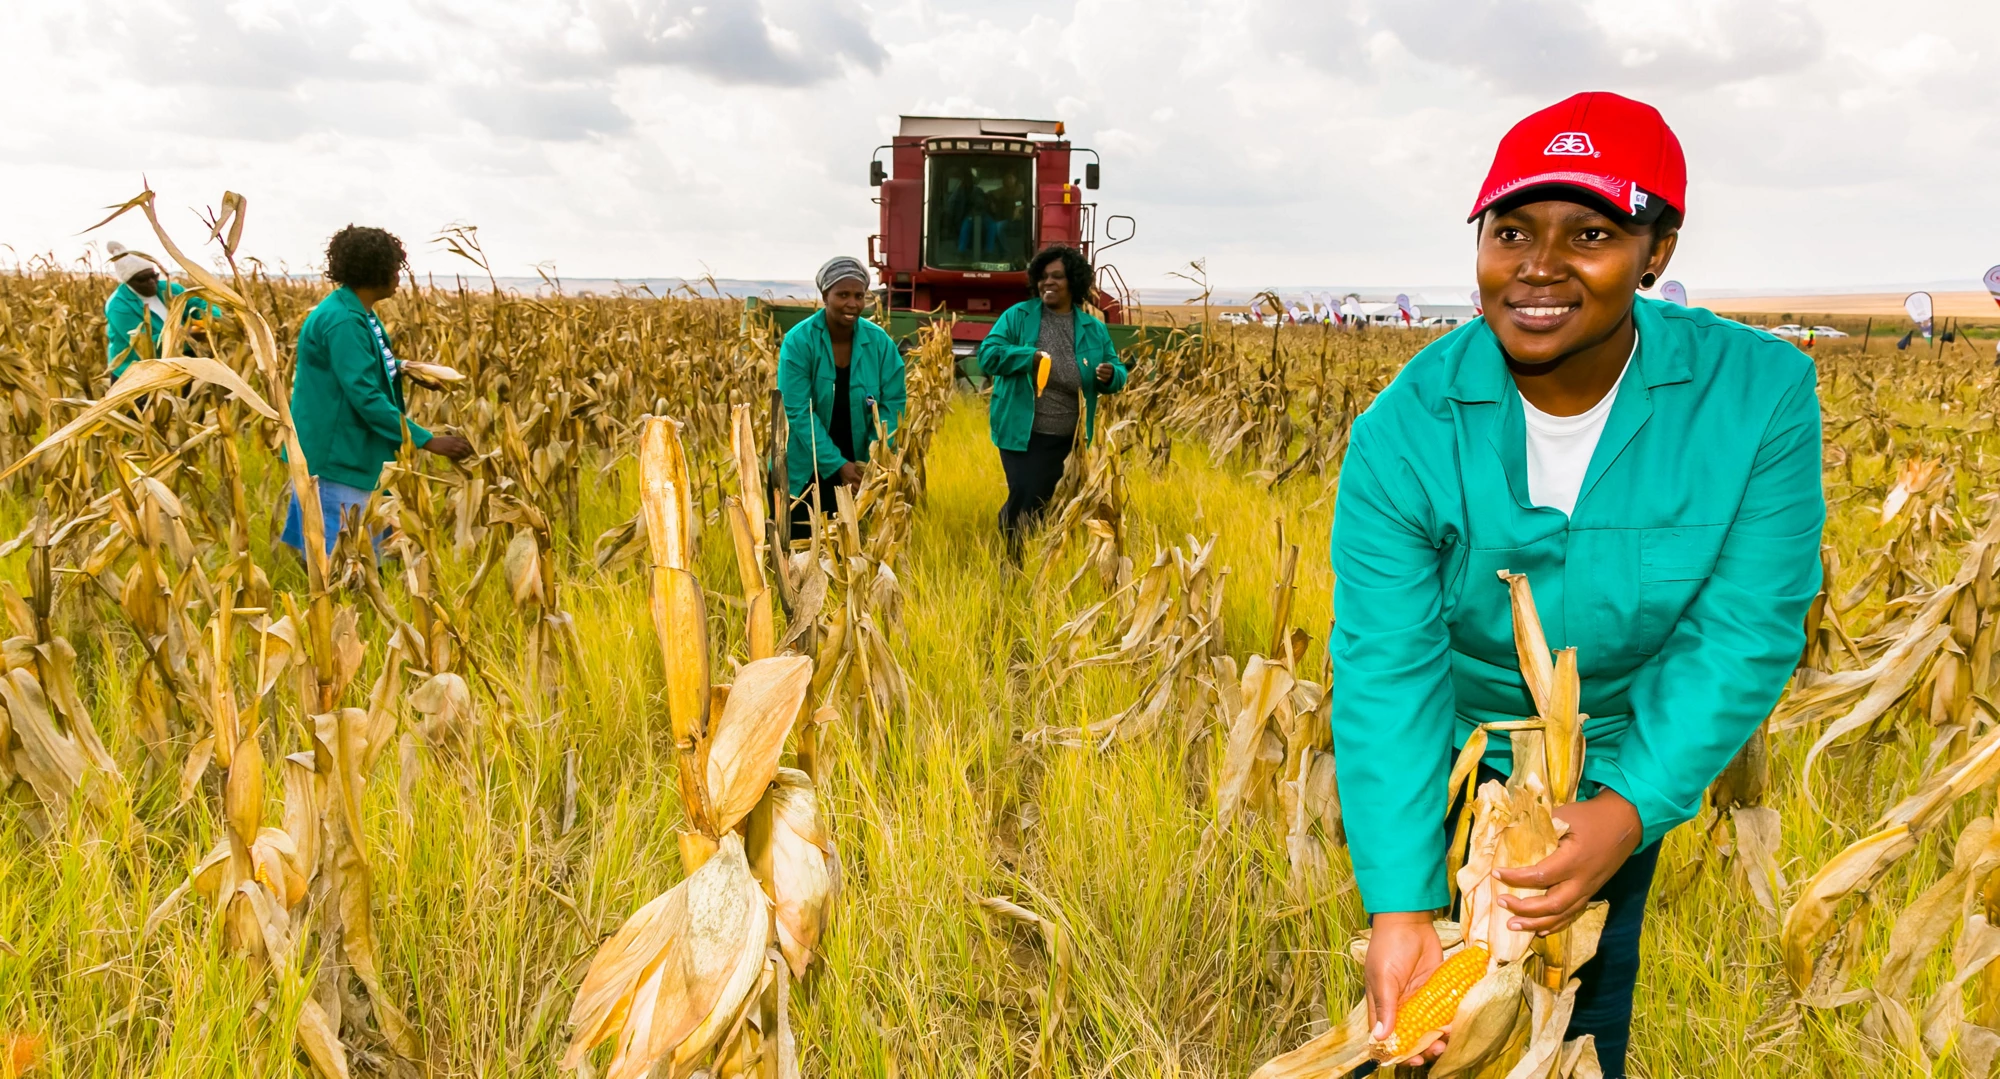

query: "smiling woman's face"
(1475, 198), (1676, 366)
(1038, 261), (1071, 310)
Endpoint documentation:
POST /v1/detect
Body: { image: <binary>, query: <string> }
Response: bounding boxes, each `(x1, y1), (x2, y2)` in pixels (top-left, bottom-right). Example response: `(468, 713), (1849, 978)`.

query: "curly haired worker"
(1329, 93), (1824, 1076)
(972, 243), (1128, 548)
(282, 226), (473, 554)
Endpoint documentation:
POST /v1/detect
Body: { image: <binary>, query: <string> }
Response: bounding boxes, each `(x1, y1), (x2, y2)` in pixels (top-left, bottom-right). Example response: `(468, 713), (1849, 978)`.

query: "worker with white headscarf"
(776, 257), (906, 538)
(103, 241), (213, 379)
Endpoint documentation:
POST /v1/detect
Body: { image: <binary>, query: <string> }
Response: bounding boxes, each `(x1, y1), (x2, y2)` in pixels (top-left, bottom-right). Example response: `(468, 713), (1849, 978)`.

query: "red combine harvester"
(750, 115), (1165, 358)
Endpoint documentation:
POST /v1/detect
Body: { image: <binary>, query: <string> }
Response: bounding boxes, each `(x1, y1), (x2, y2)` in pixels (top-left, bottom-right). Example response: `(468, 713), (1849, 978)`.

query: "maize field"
(2, 196), (2000, 1076)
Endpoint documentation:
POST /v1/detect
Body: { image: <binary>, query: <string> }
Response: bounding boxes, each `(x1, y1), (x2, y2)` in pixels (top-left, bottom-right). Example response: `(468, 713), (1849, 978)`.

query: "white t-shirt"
(1520, 335), (1636, 517)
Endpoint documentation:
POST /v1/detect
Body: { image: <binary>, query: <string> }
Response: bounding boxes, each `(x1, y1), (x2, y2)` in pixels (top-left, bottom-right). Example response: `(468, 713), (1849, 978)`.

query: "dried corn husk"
(562, 834), (770, 1079)
(705, 655), (811, 834)
(748, 768), (839, 978)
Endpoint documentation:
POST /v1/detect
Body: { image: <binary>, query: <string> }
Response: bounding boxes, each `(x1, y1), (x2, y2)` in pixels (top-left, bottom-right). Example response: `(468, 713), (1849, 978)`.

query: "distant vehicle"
(1810, 325), (1850, 338)
(1218, 312), (1251, 325)
(1768, 324), (1804, 338)
(744, 114), (1175, 357)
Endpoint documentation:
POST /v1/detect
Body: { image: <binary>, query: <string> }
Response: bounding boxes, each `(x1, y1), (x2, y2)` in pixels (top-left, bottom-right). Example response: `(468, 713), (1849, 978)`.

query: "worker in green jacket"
(1333, 93), (1822, 1077)
(103, 241), (213, 378)
(282, 225), (473, 555)
(777, 257), (906, 539)
(972, 244), (1128, 549)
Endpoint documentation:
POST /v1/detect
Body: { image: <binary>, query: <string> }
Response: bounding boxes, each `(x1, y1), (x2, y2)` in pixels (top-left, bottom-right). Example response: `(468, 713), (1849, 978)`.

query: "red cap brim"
(1467, 171), (1637, 223)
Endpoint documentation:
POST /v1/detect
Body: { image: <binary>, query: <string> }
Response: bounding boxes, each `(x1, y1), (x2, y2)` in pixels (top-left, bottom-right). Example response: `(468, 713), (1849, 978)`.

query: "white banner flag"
(1984, 265), (2000, 308)
(1469, 288), (1483, 315)
(1906, 291), (1934, 337)
(1660, 280), (1688, 306)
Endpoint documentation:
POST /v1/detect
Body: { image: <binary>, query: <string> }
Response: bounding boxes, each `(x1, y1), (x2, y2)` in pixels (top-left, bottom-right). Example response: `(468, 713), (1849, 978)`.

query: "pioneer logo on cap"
(1544, 131), (1597, 156)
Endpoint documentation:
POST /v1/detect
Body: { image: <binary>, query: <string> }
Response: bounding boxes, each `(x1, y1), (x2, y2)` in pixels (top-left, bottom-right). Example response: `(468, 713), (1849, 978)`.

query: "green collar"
(329, 285), (370, 317)
(1444, 297), (1690, 404)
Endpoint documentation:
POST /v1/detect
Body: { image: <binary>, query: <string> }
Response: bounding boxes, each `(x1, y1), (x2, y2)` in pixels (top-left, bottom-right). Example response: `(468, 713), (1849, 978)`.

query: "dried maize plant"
(1116, 322), (1404, 482)
(1022, 532), (1227, 748)
(1029, 411), (1132, 596)
(867, 319), (957, 502)
(1683, 727), (1788, 918)
(1832, 456), (1960, 610)
(788, 484), (909, 755)
(1777, 717), (2000, 1073)
(0, 257), (126, 469)
(1207, 526), (1343, 886)
(47, 188), (429, 1075)
(423, 224), (770, 459)
(496, 491), (574, 700)
(563, 415), (836, 1079)
(1767, 520), (2000, 1068)
(781, 324), (955, 749)
(1772, 511), (2000, 790)
(4, 373), (273, 803)
(0, 515), (124, 835)
(0, 337), (49, 462)
(728, 403), (777, 661)
(1796, 543), (1861, 676)
(1255, 569), (1608, 1078)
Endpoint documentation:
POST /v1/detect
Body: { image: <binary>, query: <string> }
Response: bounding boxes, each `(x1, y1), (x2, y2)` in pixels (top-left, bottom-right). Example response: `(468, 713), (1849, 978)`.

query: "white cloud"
(0, 0), (1993, 291)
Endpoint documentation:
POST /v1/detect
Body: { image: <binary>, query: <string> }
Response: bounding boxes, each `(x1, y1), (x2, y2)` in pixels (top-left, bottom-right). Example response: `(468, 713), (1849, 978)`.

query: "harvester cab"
(867, 115), (1139, 357)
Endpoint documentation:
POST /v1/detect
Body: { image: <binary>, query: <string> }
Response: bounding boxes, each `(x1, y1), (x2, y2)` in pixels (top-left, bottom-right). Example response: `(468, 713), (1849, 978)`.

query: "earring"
(1640, 272), (1658, 289)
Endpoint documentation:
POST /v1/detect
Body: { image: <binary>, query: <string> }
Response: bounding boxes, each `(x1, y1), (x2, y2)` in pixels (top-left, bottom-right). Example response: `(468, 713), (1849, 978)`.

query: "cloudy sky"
(1, 0), (1994, 294)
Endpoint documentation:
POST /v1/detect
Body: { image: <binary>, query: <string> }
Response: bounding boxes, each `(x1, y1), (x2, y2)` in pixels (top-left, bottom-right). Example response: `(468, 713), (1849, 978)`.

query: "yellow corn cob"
(1377, 944), (1491, 1060)
(1035, 352), (1051, 396)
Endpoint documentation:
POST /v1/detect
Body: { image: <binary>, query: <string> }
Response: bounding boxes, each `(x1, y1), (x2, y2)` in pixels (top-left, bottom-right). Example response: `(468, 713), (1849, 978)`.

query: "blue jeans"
(279, 478), (379, 555)
(1570, 839), (1659, 1075)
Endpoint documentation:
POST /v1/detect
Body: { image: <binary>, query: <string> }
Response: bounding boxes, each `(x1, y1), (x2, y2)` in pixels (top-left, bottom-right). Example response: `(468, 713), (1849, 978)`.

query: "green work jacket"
(972, 300), (1129, 451)
(105, 279), (212, 377)
(288, 287), (432, 491)
(777, 311), (907, 497)
(1329, 298), (1824, 914)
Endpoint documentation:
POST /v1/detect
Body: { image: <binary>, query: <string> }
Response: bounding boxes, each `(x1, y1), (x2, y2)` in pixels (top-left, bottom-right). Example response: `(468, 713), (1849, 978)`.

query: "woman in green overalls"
(974, 244), (1128, 550)
(777, 257), (906, 539)
(1330, 93), (1824, 1077)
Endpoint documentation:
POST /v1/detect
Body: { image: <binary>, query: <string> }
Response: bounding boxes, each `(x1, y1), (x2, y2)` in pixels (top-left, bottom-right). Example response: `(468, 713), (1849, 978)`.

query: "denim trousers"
(278, 478), (379, 555)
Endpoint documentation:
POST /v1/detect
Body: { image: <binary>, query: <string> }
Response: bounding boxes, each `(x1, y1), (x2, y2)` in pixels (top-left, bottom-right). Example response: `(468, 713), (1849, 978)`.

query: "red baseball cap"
(1467, 92), (1686, 225)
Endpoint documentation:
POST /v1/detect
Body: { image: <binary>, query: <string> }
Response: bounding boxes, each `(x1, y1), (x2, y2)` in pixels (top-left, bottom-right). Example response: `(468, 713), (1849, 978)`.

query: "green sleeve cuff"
(1581, 757), (1695, 850)
(1353, 854), (1452, 917)
(405, 419), (433, 447)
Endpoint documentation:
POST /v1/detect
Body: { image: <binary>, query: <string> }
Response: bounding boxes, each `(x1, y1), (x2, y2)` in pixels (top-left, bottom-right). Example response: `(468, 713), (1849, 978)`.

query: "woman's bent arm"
(1593, 365), (1825, 847)
(1329, 421), (1458, 914)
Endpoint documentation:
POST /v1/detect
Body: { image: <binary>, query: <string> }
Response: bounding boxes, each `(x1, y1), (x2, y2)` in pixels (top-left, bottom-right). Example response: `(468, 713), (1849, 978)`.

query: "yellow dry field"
(3, 221), (2000, 1079)
(1715, 291), (1998, 320)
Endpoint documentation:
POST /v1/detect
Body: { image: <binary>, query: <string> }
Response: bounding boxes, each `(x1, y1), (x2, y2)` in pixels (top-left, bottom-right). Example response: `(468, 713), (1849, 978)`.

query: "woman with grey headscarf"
(777, 257), (907, 538)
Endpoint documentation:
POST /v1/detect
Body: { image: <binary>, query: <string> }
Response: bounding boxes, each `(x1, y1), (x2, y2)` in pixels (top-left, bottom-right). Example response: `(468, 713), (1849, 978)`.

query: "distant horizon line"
(11, 260), (1989, 302)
